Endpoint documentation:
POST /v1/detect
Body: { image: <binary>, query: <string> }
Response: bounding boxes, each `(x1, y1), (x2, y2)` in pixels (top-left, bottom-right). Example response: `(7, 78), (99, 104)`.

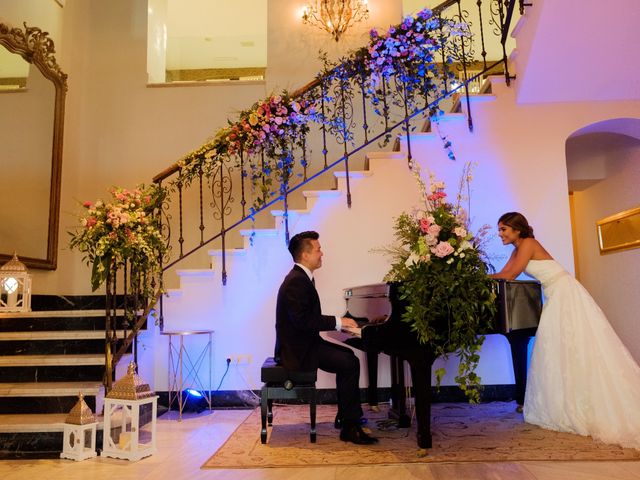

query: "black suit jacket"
(275, 265), (337, 371)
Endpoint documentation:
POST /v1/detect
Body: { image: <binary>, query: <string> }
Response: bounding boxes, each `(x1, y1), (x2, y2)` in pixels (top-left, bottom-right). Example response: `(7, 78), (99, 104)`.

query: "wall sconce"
(0, 253), (32, 312)
(102, 362), (158, 461)
(60, 394), (98, 461)
(302, 0), (370, 42)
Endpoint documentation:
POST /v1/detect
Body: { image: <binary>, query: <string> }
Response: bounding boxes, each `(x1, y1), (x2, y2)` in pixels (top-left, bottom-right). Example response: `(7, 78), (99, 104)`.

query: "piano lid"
(343, 282), (390, 299)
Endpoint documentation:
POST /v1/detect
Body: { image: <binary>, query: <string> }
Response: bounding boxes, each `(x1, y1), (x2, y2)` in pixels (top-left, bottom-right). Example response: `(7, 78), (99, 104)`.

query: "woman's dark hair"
(498, 212), (535, 238)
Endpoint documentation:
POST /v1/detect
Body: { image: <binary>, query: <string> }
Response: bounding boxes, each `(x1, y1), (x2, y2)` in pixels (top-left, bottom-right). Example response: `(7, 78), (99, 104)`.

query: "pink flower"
(419, 218), (431, 233)
(427, 224), (441, 237)
(431, 241), (454, 258)
(83, 201), (93, 208)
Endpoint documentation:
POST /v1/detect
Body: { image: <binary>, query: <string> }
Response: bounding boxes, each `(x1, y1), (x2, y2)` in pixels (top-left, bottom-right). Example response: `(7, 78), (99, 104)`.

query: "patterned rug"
(202, 402), (640, 468)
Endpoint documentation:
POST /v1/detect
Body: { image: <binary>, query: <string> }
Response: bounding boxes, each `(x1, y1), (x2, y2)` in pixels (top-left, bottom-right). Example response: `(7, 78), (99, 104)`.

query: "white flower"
(405, 252), (421, 267)
(454, 226), (467, 238)
(459, 240), (473, 251)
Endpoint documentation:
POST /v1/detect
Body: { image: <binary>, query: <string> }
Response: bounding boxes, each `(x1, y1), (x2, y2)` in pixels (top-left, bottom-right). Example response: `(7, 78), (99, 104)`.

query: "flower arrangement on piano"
(383, 163), (496, 402)
(68, 183), (167, 295)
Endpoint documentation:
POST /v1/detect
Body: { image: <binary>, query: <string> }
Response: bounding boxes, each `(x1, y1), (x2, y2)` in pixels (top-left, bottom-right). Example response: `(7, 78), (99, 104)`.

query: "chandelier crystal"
(302, 0), (370, 42)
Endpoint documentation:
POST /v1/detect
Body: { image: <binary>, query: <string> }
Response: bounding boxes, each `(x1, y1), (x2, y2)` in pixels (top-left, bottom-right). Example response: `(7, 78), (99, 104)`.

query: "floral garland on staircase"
(174, 8), (470, 200)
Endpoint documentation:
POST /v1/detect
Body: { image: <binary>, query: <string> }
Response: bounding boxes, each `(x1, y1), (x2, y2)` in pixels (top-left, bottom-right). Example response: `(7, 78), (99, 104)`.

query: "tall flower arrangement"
(383, 163), (496, 402)
(69, 184), (167, 296)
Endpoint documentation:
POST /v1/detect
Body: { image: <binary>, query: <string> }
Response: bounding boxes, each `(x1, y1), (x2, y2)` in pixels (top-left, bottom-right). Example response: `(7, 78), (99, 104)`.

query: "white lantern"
(102, 362), (158, 461)
(60, 394), (98, 461)
(0, 253), (32, 312)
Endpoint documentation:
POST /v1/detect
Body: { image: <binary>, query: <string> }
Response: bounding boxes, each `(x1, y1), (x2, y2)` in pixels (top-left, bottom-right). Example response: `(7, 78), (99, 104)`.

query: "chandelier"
(302, 0), (370, 42)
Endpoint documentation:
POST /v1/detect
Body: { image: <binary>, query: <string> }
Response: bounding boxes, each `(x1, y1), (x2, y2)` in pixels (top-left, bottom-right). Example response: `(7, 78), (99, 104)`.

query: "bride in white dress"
(489, 212), (640, 449)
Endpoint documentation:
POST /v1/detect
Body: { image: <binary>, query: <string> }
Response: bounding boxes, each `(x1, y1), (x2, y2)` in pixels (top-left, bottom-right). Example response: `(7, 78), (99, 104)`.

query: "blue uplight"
(186, 388), (203, 398)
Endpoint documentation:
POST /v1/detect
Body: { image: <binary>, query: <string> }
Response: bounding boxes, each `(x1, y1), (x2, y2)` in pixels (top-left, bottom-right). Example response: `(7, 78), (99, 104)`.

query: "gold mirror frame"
(0, 22), (67, 269)
(597, 206), (640, 254)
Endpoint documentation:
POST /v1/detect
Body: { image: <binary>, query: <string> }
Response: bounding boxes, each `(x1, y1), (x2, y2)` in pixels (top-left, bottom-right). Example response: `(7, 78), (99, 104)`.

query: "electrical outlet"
(235, 354), (252, 365)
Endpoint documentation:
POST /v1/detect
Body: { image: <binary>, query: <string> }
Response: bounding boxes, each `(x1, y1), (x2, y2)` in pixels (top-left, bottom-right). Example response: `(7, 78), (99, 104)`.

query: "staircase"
(0, 295), (138, 459)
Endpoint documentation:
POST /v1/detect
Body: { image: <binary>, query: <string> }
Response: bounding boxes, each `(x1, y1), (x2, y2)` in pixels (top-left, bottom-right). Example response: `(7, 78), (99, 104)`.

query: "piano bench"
(260, 357), (317, 444)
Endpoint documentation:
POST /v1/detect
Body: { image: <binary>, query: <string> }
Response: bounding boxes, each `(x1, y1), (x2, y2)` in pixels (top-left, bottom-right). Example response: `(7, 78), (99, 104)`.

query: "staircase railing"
(145, 0), (528, 334)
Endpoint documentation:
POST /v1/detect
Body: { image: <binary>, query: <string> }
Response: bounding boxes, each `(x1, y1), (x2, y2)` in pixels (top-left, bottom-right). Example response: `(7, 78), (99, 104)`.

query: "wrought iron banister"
(148, 0), (529, 333)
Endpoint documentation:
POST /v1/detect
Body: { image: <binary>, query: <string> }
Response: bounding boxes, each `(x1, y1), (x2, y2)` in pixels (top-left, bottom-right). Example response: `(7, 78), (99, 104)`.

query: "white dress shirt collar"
(295, 263), (314, 282)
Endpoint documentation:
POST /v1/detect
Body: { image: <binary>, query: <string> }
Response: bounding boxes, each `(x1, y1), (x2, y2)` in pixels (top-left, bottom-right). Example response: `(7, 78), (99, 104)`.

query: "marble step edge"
(0, 354), (105, 367)
(0, 329), (133, 341)
(302, 190), (342, 198)
(0, 381), (103, 397)
(0, 413), (106, 433)
(365, 151), (407, 161)
(334, 170), (373, 178)
(0, 309), (126, 319)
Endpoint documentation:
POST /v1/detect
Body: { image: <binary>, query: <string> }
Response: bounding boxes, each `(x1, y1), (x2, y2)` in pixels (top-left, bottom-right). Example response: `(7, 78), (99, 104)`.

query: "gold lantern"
(0, 253), (32, 312)
(102, 362), (158, 461)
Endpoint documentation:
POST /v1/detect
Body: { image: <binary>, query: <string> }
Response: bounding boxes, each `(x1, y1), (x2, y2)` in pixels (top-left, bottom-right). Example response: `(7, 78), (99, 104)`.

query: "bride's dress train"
(523, 259), (640, 449)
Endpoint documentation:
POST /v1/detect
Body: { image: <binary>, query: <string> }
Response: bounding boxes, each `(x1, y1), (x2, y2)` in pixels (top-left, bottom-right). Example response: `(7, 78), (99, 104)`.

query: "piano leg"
(408, 350), (435, 449)
(365, 351), (379, 408)
(388, 355), (411, 428)
(505, 327), (537, 406)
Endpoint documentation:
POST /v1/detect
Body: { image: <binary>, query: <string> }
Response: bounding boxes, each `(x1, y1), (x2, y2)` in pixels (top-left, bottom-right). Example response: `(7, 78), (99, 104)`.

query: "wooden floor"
(1, 409), (639, 480)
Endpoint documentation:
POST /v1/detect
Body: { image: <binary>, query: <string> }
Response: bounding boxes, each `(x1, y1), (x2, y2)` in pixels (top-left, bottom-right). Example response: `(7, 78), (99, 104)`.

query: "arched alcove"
(565, 117), (640, 361)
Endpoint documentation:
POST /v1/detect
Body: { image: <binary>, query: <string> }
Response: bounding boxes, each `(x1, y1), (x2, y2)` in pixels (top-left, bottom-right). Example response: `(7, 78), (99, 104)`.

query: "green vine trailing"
(381, 163), (496, 402)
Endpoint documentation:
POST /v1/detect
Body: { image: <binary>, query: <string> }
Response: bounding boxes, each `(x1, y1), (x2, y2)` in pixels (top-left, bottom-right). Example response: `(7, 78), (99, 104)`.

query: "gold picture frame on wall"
(596, 207), (640, 254)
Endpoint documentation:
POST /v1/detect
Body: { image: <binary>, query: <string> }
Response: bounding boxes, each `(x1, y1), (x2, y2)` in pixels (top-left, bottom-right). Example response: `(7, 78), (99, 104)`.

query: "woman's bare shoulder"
(523, 238), (553, 260)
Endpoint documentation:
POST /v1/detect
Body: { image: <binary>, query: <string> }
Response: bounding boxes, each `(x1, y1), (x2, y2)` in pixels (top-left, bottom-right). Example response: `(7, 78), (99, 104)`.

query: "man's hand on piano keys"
(340, 317), (361, 337)
(341, 317), (358, 329)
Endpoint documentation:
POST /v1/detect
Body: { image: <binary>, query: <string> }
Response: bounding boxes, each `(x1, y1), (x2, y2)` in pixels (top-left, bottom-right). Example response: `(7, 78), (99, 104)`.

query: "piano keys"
(331, 280), (542, 449)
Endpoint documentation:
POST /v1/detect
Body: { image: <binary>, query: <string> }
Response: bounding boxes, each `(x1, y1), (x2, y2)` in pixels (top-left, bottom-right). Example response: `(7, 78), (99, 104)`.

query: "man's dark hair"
(288, 231), (319, 262)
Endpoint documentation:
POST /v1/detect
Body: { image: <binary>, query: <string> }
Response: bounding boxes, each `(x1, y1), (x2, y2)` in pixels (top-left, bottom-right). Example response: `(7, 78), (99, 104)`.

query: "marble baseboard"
(0, 395), (97, 415)
(30, 294), (128, 311)
(0, 430), (104, 460)
(0, 339), (121, 356)
(155, 385), (518, 410)
(0, 315), (139, 332)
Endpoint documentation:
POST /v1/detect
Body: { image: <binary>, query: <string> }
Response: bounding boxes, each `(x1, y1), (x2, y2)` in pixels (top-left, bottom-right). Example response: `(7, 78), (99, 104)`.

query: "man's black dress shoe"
(340, 425), (379, 445)
(335, 415), (367, 429)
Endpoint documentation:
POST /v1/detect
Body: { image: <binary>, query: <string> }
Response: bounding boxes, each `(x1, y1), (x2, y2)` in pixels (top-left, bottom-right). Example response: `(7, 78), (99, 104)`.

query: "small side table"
(160, 329), (214, 421)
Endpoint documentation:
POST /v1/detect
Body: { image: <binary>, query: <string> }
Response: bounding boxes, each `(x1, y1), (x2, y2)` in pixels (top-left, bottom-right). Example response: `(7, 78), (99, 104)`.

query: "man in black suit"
(275, 231), (378, 445)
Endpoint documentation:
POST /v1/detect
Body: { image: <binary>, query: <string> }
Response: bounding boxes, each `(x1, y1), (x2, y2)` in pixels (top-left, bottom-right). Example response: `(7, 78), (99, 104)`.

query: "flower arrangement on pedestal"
(383, 163), (496, 402)
(69, 184), (167, 295)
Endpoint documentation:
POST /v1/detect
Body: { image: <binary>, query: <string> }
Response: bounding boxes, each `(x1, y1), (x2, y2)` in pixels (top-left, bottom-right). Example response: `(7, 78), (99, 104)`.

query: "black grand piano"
(332, 280), (542, 449)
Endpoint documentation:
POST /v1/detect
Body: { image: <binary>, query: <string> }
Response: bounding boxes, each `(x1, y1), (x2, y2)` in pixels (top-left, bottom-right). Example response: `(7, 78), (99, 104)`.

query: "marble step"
(0, 329), (129, 340)
(0, 354), (105, 367)
(0, 414), (106, 460)
(0, 413), (70, 433)
(0, 382), (104, 416)
(0, 381), (103, 397)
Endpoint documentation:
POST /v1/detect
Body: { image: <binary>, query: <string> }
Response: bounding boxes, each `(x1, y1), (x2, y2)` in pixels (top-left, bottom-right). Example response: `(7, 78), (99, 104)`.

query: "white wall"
(513, 0), (640, 104)
(569, 132), (640, 361)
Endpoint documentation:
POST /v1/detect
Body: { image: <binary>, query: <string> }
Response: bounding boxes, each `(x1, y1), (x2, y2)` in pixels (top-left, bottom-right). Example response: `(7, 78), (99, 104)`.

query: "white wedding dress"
(523, 259), (640, 449)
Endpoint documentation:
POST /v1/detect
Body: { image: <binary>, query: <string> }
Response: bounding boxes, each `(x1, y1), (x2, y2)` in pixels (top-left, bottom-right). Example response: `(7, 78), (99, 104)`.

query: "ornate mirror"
(0, 22), (67, 269)
(597, 206), (640, 254)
